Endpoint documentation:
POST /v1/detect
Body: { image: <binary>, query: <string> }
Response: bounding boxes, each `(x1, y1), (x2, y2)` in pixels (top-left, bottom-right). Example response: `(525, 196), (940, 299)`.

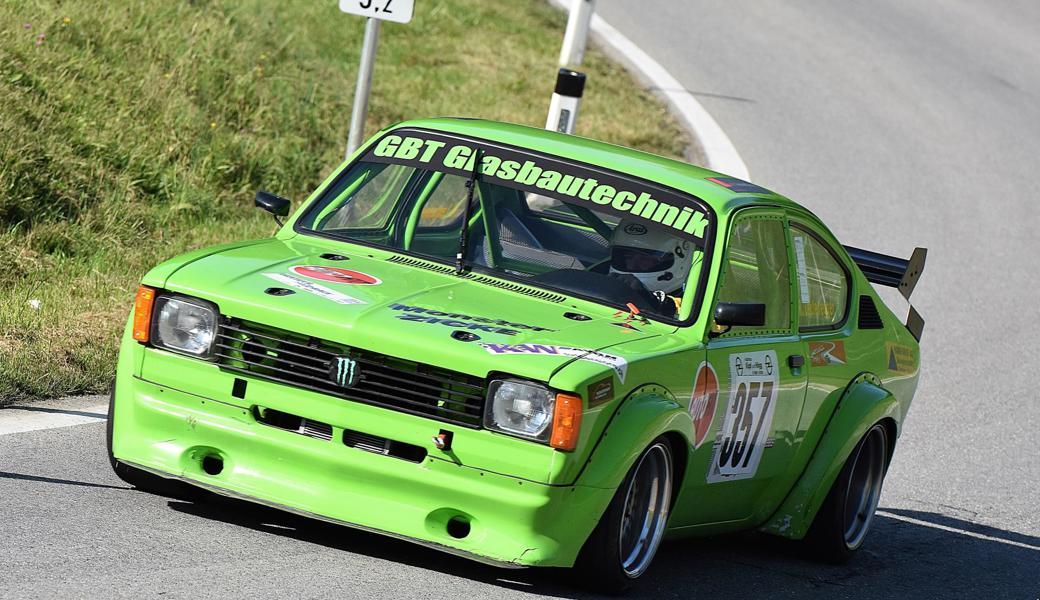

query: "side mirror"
(255, 190), (290, 226)
(714, 302), (766, 327)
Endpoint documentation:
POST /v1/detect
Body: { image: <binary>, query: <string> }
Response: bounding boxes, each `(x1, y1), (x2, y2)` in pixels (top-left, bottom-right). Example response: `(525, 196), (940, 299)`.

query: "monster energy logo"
(330, 356), (360, 387)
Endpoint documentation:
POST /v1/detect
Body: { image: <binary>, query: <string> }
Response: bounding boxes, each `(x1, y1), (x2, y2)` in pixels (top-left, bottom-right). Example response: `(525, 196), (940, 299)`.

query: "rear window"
(791, 225), (849, 329)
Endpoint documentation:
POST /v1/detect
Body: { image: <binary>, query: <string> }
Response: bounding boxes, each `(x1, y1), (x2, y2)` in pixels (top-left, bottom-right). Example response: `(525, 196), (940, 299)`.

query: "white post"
(546, 69), (586, 134)
(346, 17), (381, 158)
(558, 0), (595, 66)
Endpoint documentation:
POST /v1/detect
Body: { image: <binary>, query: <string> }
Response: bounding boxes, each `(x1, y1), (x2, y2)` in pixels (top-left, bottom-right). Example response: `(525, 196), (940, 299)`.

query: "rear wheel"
(805, 423), (889, 563)
(106, 384), (204, 500)
(576, 439), (674, 594)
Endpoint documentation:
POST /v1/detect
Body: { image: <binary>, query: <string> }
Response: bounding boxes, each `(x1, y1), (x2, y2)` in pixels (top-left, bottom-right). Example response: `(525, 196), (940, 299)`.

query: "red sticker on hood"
(291, 266), (381, 285)
(689, 361), (719, 449)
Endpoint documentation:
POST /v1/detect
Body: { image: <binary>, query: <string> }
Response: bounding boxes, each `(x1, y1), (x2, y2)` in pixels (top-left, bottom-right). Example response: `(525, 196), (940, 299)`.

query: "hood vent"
(464, 275), (567, 303)
(386, 255), (566, 303)
(387, 255), (456, 274)
(858, 295), (885, 329)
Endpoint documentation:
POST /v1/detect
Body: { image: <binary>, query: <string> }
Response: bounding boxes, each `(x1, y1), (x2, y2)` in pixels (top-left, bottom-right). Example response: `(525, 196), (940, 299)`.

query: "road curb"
(0, 395), (108, 436)
(548, 0), (749, 180)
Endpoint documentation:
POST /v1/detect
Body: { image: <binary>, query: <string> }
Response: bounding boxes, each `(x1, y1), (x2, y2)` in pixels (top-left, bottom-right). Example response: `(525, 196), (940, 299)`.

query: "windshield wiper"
(455, 148), (484, 274)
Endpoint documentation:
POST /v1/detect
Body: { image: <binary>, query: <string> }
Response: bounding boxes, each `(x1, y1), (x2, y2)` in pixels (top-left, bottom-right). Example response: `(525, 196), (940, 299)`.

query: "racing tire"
(575, 438), (674, 594)
(106, 384), (205, 501)
(804, 423), (889, 564)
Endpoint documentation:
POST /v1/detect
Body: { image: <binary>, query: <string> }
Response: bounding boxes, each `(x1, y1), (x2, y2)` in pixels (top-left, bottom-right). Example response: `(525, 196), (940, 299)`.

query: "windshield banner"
(363, 128), (714, 243)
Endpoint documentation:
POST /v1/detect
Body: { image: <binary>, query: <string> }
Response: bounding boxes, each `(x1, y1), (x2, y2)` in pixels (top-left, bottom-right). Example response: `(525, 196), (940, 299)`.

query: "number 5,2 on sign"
(339, 0), (415, 24)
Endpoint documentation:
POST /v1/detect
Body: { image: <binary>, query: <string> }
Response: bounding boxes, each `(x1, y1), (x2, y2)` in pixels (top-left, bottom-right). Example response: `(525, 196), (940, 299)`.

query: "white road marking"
(877, 510), (1040, 552)
(548, 0), (750, 180)
(0, 404), (108, 436)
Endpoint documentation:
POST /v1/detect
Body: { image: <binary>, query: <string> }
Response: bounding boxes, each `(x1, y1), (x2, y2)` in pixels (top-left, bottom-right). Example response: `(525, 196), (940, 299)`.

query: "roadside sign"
(339, 0), (414, 24)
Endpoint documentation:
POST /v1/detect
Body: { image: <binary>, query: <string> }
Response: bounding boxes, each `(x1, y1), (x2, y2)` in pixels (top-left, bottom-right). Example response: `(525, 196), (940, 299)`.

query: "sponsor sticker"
(885, 342), (916, 375)
(329, 355), (361, 388)
(689, 361), (719, 449)
(588, 377), (615, 407)
(262, 273), (366, 305)
(801, 302), (837, 321)
(365, 130), (713, 243)
(388, 304), (553, 336)
(808, 341), (847, 367)
(481, 343), (628, 383)
(793, 235), (811, 304)
(623, 223), (647, 236)
(291, 265), (381, 285)
(707, 350), (779, 483)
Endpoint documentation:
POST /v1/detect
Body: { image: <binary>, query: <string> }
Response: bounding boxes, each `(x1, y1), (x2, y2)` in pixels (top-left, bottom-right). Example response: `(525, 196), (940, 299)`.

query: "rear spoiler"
(844, 246), (927, 342)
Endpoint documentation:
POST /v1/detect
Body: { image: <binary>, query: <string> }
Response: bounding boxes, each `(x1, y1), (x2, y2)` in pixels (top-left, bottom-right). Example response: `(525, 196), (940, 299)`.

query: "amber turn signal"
(132, 285), (156, 343)
(550, 393), (583, 451)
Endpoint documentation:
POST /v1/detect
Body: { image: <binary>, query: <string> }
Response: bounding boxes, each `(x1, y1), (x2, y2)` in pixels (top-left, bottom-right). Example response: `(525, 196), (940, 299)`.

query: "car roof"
(385, 117), (801, 218)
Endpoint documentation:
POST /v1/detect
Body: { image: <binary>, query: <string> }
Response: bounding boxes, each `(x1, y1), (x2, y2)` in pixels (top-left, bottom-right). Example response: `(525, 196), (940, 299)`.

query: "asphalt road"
(597, 0), (1040, 592)
(3, 1), (1039, 598)
(1, 397), (1037, 599)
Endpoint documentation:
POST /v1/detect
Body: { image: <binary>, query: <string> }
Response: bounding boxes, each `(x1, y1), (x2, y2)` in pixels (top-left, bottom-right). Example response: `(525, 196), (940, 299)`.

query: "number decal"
(707, 351), (779, 483)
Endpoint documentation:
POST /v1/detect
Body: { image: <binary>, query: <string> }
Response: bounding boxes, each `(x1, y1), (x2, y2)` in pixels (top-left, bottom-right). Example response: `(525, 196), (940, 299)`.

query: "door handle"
(788, 354), (805, 369)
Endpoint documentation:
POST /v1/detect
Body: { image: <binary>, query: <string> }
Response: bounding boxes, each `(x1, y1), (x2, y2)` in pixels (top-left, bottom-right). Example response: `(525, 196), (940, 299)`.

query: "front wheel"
(805, 423), (889, 563)
(576, 438), (674, 594)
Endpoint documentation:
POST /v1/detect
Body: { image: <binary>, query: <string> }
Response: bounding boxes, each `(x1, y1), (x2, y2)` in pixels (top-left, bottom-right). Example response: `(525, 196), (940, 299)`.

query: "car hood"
(160, 237), (664, 383)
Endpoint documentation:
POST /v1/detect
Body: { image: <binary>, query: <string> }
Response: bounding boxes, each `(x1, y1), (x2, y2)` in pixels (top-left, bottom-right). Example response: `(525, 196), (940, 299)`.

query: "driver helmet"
(609, 220), (693, 295)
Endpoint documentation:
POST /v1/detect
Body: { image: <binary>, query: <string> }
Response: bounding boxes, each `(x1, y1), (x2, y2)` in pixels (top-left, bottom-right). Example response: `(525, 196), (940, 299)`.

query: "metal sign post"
(339, 0), (416, 158)
(559, 0), (595, 66)
(346, 17), (381, 158)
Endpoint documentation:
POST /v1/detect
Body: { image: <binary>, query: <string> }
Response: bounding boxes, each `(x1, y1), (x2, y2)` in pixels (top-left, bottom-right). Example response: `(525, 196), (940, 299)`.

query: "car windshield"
(295, 129), (714, 322)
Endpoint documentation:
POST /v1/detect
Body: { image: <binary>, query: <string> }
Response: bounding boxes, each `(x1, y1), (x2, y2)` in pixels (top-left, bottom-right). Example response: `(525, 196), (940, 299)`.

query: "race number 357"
(707, 351), (779, 483)
(339, 0), (415, 24)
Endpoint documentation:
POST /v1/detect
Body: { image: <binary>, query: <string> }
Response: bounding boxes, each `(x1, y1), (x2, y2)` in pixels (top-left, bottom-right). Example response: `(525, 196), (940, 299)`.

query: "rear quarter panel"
(759, 268), (921, 538)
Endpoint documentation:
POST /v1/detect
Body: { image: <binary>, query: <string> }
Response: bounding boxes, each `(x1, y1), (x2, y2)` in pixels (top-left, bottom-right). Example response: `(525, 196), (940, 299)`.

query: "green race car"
(108, 118), (926, 592)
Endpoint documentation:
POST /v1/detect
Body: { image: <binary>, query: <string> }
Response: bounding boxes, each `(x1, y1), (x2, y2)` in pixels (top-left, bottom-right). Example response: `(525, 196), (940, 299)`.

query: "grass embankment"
(0, 0), (687, 403)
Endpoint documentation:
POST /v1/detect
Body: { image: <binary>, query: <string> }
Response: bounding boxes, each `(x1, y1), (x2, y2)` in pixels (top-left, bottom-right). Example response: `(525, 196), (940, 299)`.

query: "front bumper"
(110, 353), (613, 568)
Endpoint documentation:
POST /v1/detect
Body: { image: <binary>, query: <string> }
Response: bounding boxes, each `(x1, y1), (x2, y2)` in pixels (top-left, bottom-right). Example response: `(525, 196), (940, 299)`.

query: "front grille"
(214, 318), (486, 428)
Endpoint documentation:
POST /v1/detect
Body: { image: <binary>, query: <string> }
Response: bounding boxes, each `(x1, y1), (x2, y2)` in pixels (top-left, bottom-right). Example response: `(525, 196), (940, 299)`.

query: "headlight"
(485, 379), (556, 441)
(152, 295), (218, 358)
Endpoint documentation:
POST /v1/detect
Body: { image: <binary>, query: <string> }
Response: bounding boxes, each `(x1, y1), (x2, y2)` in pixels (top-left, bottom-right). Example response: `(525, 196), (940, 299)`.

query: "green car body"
(109, 118), (923, 571)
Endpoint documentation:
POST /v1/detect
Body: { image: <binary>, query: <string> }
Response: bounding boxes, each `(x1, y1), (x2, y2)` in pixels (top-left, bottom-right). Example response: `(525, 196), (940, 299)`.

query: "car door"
(787, 219), (857, 467)
(695, 210), (809, 524)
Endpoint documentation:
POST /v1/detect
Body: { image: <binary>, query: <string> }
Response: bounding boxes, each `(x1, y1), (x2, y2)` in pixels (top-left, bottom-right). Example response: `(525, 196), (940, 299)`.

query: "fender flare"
(575, 384), (693, 492)
(759, 372), (900, 539)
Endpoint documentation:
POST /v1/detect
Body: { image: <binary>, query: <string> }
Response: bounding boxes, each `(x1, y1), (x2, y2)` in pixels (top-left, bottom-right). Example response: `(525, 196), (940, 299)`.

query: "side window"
(717, 217), (791, 333)
(791, 225), (849, 329)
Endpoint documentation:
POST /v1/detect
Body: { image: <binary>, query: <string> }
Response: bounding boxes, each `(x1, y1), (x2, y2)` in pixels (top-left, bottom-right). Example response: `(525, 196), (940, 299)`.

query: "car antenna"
(455, 148), (484, 275)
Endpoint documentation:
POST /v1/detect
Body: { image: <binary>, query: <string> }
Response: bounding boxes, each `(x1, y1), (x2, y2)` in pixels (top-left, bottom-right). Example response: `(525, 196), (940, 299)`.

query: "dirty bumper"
(110, 374), (612, 568)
